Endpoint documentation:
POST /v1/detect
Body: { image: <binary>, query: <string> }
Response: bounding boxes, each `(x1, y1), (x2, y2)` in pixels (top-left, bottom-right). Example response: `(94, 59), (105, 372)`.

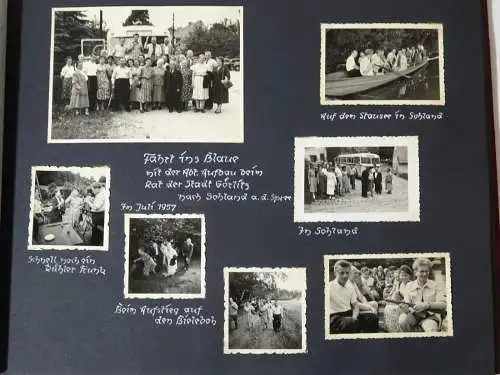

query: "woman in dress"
(96, 56), (110, 110)
(190, 53), (209, 112)
(152, 57), (166, 110)
(383, 265), (413, 332)
(325, 166), (336, 200)
(342, 166), (350, 194)
(69, 61), (90, 116)
(212, 57), (231, 114)
(244, 301), (255, 328)
(49, 189), (65, 223)
(138, 57), (154, 112)
(60, 56), (75, 108)
(385, 168), (393, 194)
(307, 165), (317, 201)
(129, 59), (141, 110)
(318, 163), (328, 199)
(64, 188), (83, 228)
(180, 59), (193, 111)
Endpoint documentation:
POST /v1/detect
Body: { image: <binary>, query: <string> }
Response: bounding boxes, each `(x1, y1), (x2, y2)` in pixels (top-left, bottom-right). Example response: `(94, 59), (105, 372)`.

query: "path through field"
(228, 300), (303, 350)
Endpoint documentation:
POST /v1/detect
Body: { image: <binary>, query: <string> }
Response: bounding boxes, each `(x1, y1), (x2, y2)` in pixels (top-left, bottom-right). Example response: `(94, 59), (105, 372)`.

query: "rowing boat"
(324, 59), (428, 97)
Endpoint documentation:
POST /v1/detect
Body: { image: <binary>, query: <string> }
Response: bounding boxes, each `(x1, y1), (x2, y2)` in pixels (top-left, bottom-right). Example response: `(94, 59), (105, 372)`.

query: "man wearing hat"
(89, 177), (107, 246)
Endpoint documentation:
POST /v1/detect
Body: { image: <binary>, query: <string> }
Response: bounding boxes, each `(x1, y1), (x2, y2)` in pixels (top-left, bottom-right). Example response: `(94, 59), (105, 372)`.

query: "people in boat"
(397, 49), (409, 71)
(371, 49), (386, 75)
(345, 50), (361, 77)
(386, 49), (397, 70)
(359, 49), (374, 76)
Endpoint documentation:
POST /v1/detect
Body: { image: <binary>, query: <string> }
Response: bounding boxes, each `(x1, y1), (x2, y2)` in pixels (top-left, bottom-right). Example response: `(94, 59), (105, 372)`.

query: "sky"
(273, 269), (306, 292)
(78, 6), (241, 30)
(73, 167), (108, 181)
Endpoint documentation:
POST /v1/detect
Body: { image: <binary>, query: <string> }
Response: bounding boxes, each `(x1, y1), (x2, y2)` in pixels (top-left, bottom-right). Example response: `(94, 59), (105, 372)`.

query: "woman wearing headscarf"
(212, 57), (231, 114)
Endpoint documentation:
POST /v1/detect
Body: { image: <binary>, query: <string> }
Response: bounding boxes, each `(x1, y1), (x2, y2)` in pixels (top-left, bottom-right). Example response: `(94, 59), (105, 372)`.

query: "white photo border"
(123, 213), (206, 299)
(323, 252), (453, 340)
(47, 6), (244, 144)
(320, 22), (445, 105)
(27, 165), (111, 251)
(223, 266), (308, 354)
(294, 136), (420, 222)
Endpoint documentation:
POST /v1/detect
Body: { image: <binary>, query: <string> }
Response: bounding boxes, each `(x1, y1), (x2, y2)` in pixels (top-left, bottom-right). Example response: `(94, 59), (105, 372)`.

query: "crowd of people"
(228, 297), (284, 332)
(32, 179), (108, 246)
(328, 257), (447, 334)
(130, 237), (195, 279)
(306, 160), (393, 202)
(58, 35), (233, 116)
(344, 44), (428, 77)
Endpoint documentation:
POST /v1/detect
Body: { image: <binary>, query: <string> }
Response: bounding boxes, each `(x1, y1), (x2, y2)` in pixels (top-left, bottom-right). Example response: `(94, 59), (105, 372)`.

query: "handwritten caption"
(120, 152), (292, 206)
(114, 302), (216, 327)
(28, 255), (106, 276)
(320, 110), (444, 121)
(298, 225), (359, 238)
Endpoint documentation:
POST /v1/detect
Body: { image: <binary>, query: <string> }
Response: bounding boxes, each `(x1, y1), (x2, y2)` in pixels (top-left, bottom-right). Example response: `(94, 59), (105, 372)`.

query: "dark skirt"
(213, 81), (229, 104)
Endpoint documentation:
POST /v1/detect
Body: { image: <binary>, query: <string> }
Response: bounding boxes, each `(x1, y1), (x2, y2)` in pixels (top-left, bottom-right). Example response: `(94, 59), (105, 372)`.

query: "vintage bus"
(80, 24), (174, 59)
(334, 152), (381, 178)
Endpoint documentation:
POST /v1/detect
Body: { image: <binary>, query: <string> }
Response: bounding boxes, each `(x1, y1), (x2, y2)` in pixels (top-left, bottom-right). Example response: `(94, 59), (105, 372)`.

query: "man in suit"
(166, 61), (183, 113)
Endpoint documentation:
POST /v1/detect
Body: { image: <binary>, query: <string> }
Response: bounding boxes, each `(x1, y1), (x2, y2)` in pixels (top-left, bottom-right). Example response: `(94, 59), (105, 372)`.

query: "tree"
(122, 10), (153, 26)
(183, 20), (240, 57)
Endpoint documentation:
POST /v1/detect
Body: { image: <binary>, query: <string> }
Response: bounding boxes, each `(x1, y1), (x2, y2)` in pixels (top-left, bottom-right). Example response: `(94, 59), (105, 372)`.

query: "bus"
(80, 24), (173, 59)
(334, 152), (381, 178)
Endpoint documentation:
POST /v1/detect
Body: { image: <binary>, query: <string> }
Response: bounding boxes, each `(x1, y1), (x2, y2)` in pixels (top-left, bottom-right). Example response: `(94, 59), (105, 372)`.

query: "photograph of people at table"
(49, 6), (243, 143)
(324, 253), (452, 339)
(29, 166), (110, 250)
(320, 23), (444, 105)
(224, 267), (307, 354)
(124, 214), (205, 299)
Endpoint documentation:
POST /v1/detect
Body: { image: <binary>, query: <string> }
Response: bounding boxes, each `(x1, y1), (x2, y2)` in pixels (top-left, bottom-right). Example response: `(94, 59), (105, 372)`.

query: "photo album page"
(4, 0), (497, 374)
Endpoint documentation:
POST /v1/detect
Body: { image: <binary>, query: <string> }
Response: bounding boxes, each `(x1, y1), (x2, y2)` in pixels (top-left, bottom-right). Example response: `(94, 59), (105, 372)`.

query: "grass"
(51, 110), (117, 140)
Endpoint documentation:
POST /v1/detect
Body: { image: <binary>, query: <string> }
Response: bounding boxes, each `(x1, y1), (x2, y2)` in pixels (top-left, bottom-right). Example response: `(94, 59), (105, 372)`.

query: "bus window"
(310, 155), (317, 162)
(372, 157), (380, 165)
(353, 157), (360, 163)
(361, 157), (371, 164)
(320, 154), (325, 161)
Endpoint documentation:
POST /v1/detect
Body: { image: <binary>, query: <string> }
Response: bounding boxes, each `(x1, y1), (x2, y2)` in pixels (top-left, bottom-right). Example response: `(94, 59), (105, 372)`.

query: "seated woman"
(360, 267), (379, 301)
(383, 265), (413, 332)
(398, 258), (446, 332)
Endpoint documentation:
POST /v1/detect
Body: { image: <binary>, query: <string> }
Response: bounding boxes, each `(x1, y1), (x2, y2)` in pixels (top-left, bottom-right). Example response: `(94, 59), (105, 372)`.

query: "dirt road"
(228, 300), (303, 350)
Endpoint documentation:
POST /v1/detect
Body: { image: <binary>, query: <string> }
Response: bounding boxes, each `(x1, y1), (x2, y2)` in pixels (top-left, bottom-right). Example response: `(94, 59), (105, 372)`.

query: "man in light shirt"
(371, 49), (386, 75)
(398, 258), (447, 332)
(146, 36), (163, 63)
(90, 180), (107, 246)
(271, 301), (284, 332)
(82, 55), (98, 111)
(345, 50), (360, 77)
(360, 49), (374, 76)
(386, 48), (397, 70)
(112, 38), (127, 59)
(329, 260), (378, 334)
(162, 37), (174, 58)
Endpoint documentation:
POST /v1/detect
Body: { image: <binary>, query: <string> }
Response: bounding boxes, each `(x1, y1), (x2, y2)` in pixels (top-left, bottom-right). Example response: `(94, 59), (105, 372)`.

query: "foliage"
(182, 19), (240, 58)
(129, 218), (202, 255)
(324, 28), (438, 73)
(229, 272), (301, 302)
(36, 170), (99, 201)
(123, 10), (153, 26)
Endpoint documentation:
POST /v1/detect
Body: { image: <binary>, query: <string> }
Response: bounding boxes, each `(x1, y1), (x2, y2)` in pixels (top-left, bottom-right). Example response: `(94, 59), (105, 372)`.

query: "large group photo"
(28, 166), (110, 250)
(324, 253), (453, 339)
(49, 6), (243, 143)
(224, 267), (307, 354)
(320, 23), (444, 105)
(124, 214), (206, 299)
(294, 136), (420, 222)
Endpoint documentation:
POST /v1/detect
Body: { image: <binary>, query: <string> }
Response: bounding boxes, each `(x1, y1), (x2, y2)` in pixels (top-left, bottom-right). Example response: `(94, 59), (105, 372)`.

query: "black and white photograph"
(28, 166), (110, 250)
(223, 267), (307, 354)
(324, 253), (453, 339)
(320, 23), (444, 105)
(48, 6), (243, 143)
(294, 136), (420, 222)
(124, 213), (206, 299)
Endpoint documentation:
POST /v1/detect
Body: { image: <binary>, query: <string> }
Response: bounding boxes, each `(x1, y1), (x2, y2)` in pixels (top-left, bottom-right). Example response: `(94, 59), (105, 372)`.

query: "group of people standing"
(345, 44), (428, 77)
(59, 34), (232, 116)
(131, 237), (195, 279)
(228, 297), (284, 332)
(329, 257), (447, 335)
(306, 160), (393, 202)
